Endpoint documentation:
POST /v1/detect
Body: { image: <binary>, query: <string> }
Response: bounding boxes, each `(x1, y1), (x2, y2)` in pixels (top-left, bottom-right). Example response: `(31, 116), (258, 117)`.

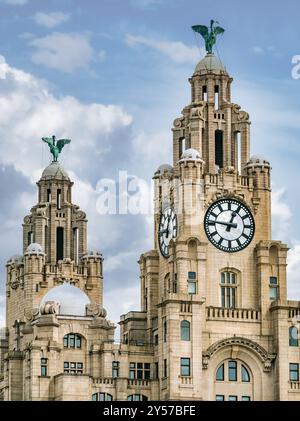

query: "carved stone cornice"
(202, 336), (276, 372)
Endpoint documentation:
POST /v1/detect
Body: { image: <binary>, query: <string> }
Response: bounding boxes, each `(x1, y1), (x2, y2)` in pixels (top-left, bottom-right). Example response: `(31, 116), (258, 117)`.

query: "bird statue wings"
(42, 136), (71, 162)
(192, 20), (225, 54)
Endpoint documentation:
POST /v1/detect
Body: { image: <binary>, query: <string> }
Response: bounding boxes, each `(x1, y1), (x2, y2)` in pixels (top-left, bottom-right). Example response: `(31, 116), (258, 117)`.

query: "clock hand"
(208, 220), (238, 228)
(159, 229), (167, 236)
(225, 211), (237, 232)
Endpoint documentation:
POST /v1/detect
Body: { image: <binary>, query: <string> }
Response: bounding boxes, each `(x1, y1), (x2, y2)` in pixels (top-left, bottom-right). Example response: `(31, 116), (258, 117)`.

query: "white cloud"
(30, 32), (94, 73)
(126, 34), (201, 64)
(272, 187), (292, 241)
(104, 285), (140, 338)
(2, 0), (27, 5)
(33, 12), (70, 28)
(0, 54), (132, 179)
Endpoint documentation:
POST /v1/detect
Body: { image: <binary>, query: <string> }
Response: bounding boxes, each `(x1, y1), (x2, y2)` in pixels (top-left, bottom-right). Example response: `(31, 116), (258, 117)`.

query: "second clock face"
(204, 198), (255, 253)
(158, 207), (177, 257)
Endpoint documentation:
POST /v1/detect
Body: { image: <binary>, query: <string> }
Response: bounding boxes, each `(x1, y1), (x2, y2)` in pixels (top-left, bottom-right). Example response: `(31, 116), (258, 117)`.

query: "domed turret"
(245, 155), (271, 169)
(7, 255), (23, 264)
(179, 148), (203, 162)
(41, 161), (69, 180)
(194, 53), (227, 75)
(25, 243), (45, 255)
(155, 164), (173, 176)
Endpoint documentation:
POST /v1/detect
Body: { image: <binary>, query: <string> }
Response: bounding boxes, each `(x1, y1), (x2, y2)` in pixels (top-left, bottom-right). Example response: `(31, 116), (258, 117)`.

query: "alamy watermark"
(291, 55), (300, 79)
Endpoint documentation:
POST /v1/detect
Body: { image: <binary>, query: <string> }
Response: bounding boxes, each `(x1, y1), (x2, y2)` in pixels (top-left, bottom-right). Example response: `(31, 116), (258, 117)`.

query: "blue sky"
(0, 0), (300, 327)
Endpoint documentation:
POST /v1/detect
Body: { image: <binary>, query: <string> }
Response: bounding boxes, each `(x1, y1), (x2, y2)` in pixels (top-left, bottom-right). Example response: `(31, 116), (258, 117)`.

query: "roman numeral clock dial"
(204, 199), (255, 252)
(158, 207), (177, 257)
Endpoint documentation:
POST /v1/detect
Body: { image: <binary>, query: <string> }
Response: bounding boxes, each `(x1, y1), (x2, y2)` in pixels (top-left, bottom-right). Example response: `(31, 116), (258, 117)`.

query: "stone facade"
(1, 53), (300, 401)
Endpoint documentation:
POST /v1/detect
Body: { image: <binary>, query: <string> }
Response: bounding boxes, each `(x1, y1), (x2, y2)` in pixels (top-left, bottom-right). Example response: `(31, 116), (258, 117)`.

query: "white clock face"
(204, 199), (255, 252)
(158, 207), (177, 257)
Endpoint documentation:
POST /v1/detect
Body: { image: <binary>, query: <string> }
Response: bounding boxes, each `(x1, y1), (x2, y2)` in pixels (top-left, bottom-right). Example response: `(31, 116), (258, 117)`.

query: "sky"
(0, 0), (300, 331)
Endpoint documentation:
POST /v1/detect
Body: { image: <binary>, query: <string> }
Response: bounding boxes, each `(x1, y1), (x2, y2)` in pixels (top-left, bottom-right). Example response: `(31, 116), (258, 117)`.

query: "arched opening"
(289, 326), (299, 347)
(179, 137), (186, 158)
(57, 188), (62, 209)
(214, 359), (253, 401)
(214, 85), (219, 109)
(92, 393), (113, 401)
(73, 227), (79, 264)
(63, 333), (83, 349)
(40, 283), (90, 316)
(235, 131), (241, 173)
(215, 130), (223, 169)
(47, 188), (51, 202)
(127, 394), (148, 401)
(56, 227), (64, 262)
(202, 85), (207, 101)
(28, 231), (33, 246)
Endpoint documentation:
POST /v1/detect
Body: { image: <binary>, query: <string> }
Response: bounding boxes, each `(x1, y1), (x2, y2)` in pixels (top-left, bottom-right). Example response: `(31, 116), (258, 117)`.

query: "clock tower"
(120, 34), (299, 401)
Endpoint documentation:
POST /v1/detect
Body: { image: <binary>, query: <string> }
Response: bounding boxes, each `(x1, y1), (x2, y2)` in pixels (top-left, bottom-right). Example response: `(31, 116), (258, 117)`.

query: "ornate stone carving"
(173, 117), (184, 128)
(232, 103), (250, 122)
(190, 101), (205, 119)
(23, 215), (31, 225)
(86, 303), (107, 318)
(75, 210), (86, 221)
(24, 308), (39, 322)
(202, 336), (276, 371)
(40, 301), (60, 315)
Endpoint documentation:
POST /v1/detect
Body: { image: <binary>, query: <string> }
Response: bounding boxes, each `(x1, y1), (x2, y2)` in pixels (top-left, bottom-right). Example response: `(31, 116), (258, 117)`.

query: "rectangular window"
(188, 272), (197, 295)
(47, 188), (51, 202)
(164, 359), (167, 378)
(63, 336), (68, 348)
(129, 362), (150, 380)
(163, 320), (167, 342)
(269, 277), (278, 300)
(41, 358), (48, 377)
(202, 85), (207, 101)
(63, 362), (83, 375)
(56, 227), (64, 262)
(155, 362), (159, 380)
(242, 396), (251, 401)
(69, 334), (75, 348)
(228, 395), (238, 401)
(290, 363), (299, 381)
(155, 335), (158, 346)
(216, 395), (224, 401)
(228, 360), (237, 381)
(173, 274), (178, 293)
(112, 361), (119, 378)
(180, 358), (190, 377)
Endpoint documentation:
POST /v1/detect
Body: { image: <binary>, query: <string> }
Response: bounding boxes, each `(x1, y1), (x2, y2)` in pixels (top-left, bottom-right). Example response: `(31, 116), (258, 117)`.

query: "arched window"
(241, 364), (250, 382)
(289, 326), (299, 347)
(214, 360), (252, 401)
(63, 333), (82, 349)
(216, 363), (224, 381)
(220, 271), (237, 308)
(92, 393), (113, 401)
(180, 320), (190, 341)
(127, 394), (148, 401)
